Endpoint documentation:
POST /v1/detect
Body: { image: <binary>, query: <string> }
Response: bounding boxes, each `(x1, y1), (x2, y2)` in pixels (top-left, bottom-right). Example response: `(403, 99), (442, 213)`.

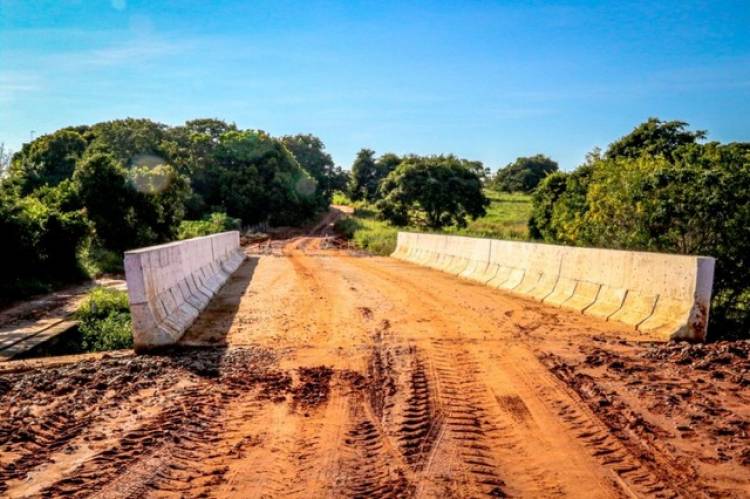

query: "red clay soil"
(0, 209), (748, 498)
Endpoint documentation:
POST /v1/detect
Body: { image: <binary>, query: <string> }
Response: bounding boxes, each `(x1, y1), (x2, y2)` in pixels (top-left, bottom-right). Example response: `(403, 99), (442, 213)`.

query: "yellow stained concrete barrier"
(458, 238), (492, 281)
(392, 232), (412, 259)
(563, 281), (601, 312)
(470, 262), (501, 284)
(609, 291), (658, 327)
(544, 277), (578, 306)
(459, 259), (484, 280)
(528, 274), (559, 301)
(486, 240), (527, 289)
(124, 231), (245, 352)
(486, 266), (513, 288)
(639, 297), (692, 337)
(585, 286), (627, 320)
(498, 268), (525, 290)
(514, 271), (542, 294)
(442, 236), (476, 275)
(392, 232), (715, 341)
(513, 244), (563, 298)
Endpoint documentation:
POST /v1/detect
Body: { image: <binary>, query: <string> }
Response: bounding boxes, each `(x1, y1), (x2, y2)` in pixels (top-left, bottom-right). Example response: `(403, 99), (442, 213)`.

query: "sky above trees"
(1, 0), (749, 171)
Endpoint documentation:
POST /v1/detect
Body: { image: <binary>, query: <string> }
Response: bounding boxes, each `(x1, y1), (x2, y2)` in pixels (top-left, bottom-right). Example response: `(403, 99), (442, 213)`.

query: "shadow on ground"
(178, 256), (259, 348)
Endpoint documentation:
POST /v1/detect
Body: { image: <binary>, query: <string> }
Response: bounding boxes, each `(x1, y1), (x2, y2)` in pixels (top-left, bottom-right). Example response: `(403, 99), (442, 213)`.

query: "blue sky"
(1, 0), (749, 171)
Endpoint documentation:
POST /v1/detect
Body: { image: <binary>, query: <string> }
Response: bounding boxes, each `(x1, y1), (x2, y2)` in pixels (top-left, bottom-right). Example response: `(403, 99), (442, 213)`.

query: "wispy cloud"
(44, 35), (194, 68)
(0, 71), (41, 104)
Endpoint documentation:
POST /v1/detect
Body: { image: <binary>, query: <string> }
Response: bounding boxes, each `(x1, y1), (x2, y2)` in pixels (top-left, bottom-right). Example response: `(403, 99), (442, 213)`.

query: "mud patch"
(539, 338), (750, 497)
(292, 366), (334, 409)
(0, 347), (288, 497)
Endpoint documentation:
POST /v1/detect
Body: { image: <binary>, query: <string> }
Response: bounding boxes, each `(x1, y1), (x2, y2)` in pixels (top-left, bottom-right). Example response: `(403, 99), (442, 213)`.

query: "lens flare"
(129, 154), (172, 194)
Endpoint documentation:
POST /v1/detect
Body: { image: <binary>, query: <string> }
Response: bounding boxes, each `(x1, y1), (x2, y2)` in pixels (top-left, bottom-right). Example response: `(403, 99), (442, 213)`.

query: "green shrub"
(178, 212), (241, 240)
(331, 190), (354, 206)
(0, 182), (91, 304)
(78, 241), (124, 275)
(334, 211), (397, 255)
(76, 287), (132, 351)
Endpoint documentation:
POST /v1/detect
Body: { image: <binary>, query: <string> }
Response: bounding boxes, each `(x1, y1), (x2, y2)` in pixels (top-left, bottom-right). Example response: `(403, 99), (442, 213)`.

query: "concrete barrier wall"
(124, 231), (245, 351)
(392, 232), (715, 341)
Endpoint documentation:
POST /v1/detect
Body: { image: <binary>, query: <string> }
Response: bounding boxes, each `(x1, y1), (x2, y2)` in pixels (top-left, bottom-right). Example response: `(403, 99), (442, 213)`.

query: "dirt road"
(1, 211), (748, 497)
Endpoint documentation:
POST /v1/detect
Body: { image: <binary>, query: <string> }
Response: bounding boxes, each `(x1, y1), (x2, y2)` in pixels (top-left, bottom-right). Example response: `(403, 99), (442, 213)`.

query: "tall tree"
(202, 130), (317, 225)
(349, 150), (403, 201)
(349, 148), (378, 201)
(377, 155), (488, 228)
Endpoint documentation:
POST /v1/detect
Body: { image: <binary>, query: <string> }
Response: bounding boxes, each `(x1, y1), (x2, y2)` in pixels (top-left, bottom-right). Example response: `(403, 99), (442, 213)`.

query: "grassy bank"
(448, 190), (532, 240)
(334, 208), (398, 255)
(333, 190), (532, 255)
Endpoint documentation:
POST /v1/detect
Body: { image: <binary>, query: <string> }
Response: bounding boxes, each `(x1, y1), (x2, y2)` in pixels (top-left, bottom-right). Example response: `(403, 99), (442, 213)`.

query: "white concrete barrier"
(124, 231), (245, 352)
(392, 232), (715, 341)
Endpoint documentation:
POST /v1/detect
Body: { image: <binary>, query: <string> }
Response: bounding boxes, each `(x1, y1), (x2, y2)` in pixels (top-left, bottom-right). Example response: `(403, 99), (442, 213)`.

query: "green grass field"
(333, 190), (532, 255)
(446, 190), (532, 240)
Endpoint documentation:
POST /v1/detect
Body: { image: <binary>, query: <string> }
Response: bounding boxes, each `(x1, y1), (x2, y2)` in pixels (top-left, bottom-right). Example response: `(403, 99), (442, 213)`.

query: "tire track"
(427, 344), (507, 497)
(338, 396), (414, 498)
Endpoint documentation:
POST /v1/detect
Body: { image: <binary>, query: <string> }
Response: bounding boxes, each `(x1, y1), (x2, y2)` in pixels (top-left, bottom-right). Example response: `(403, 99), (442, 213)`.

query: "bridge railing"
(124, 231), (245, 351)
(393, 232), (715, 342)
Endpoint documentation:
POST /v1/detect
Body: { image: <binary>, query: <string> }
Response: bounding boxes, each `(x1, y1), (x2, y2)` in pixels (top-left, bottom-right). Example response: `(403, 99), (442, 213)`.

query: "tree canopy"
(491, 154), (558, 193)
(0, 118), (343, 303)
(349, 149), (401, 201)
(377, 155), (488, 228)
(9, 129), (88, 194)
(605, 117), (706, 161)
(281, 133), (348, 206)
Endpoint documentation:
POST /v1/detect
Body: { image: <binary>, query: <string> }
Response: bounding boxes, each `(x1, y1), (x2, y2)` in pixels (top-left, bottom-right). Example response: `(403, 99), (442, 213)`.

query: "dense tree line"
(0, 118), (341, 303)
(529, 118), (750, 339)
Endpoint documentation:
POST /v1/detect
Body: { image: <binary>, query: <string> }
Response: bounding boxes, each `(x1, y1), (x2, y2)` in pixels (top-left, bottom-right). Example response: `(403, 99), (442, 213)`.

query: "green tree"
(201, 130), (317, 225)
(492, 154), (558, 193)
(349, 150), (402, 201)
(0, 182), (90, 303)
(9, 129), (88, 193)
(74, 153), (190, 252)
(349, 148), (378, 201)
(377, 155), (488, 228)
(281, 133), (347, 206)
(87, 118), (174, 167)
(128, 163), (191, 244)
(169, 119), (238, 217)
(605, 117), (705, 161)
(74, 153), (139, 252)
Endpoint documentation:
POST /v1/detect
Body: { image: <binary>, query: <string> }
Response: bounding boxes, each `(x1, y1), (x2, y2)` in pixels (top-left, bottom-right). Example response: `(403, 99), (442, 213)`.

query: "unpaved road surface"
(1, 211), (749, 498)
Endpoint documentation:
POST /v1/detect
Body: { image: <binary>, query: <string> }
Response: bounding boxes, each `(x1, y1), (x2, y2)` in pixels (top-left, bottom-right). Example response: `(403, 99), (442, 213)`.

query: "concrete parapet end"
(391, 232), (715, 341)
(124, 231), (245, 352)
